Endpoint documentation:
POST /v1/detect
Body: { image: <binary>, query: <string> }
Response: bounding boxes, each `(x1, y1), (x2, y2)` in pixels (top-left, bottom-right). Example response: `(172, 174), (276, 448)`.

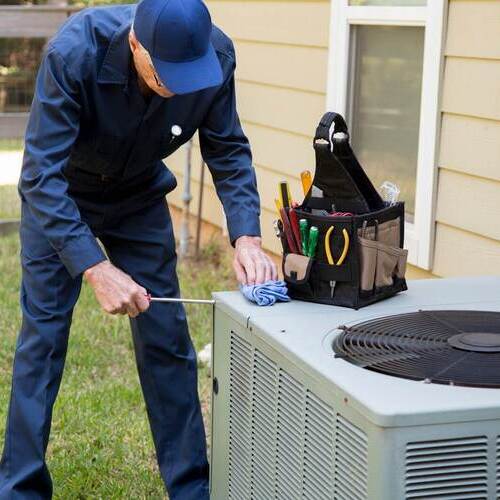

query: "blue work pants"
(0, 199), (209, 500)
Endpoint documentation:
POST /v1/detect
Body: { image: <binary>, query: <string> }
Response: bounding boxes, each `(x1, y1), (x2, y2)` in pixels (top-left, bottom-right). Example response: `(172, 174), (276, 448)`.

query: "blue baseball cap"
(133, 0), (223, 95)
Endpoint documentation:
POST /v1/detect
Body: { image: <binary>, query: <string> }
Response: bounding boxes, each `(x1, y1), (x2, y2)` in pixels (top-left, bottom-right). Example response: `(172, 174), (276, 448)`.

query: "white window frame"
(326, 1), (447, 270)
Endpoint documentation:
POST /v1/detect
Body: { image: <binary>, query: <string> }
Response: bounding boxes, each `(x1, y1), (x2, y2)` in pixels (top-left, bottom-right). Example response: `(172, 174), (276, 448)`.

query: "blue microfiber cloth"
(240, 280), (291, 307)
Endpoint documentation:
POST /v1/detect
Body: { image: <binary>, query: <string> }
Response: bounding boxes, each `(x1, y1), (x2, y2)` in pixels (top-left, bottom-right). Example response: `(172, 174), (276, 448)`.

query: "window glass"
(348, 25), (424, 219)
(349, 1), (426, 5)
(0, 38), (47, 113)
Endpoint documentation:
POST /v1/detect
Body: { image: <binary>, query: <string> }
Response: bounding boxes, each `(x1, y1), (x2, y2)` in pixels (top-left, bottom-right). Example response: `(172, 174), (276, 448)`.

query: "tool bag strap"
(305, 112), (384, 214)
(313, 112), (349, 146)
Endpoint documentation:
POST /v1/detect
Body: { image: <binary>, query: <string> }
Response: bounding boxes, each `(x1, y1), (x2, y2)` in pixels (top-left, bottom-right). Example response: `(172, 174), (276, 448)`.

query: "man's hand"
(233, 236), (278, 286)
(83, 261), (150, 318)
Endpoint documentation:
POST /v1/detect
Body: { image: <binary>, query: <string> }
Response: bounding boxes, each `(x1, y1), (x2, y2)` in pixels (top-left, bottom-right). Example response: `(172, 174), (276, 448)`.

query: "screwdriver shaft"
(149, 297), (215, 305)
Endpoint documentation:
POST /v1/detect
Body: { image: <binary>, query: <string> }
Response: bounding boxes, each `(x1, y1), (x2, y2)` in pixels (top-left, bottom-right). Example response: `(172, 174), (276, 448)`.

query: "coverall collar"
(97, 20), (133, 85)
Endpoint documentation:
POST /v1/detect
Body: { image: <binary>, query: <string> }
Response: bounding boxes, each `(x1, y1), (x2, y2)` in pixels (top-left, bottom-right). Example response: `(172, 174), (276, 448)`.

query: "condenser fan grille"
(332, 310), (500, 388)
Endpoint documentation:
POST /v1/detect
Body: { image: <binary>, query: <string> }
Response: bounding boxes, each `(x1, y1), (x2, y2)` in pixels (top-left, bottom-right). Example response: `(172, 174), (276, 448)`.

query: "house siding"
(166, 0), (500, 279)
(433, 0), (500, 277)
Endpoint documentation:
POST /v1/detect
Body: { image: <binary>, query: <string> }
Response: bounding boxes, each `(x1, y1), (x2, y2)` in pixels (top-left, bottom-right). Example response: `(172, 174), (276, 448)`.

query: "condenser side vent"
(304, 391), (335, 499)
(228, 334), (253, 500)
(334, 414), (368, 500)
(251, 350), (279, 499)
(496, 435), (500, 498)
(276, 370), (304, 500)
(228, 332), (366, 500)
(405, 436), (489, 499)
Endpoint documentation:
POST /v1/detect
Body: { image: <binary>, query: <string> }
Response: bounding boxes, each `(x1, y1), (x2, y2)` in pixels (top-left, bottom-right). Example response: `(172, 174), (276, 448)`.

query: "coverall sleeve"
(19, 46), (107, 279)
(198, 47), (261, 246)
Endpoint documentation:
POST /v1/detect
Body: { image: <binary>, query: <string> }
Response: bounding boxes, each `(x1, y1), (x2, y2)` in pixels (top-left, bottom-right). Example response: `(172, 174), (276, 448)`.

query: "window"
(0, 38), (47, 113)
(327, 1), (446, 269)
(348, 25), (424, 221)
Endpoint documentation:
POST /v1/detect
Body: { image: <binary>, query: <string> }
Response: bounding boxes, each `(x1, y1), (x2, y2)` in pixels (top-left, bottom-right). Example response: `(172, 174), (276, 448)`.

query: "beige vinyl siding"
(433, 0), (500, 277)
(165, 0), (330, 257)
(433, 224), (500, 277)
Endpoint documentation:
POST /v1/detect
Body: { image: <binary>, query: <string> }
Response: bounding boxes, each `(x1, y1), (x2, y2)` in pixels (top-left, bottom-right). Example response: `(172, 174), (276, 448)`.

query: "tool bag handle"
(305, 112), (384, 214)
(313, 111), (349, 146)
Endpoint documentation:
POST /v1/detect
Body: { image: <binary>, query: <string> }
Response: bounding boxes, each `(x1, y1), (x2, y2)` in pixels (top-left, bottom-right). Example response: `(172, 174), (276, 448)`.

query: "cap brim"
(151, 43), (223, 95)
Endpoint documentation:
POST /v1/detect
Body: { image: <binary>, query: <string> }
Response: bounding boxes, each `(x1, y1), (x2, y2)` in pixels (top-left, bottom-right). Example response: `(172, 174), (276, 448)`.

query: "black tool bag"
(281, 112), (408, 309)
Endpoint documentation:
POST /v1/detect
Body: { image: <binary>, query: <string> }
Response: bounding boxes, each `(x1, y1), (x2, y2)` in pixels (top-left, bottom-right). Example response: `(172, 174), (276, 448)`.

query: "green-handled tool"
(299, 219), (309, 256)
(307, 226), (319, 258)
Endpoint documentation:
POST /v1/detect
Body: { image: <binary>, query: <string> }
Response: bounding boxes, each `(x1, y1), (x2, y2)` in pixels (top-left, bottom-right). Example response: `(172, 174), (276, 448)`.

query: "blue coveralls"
(0, 4), (261, 499)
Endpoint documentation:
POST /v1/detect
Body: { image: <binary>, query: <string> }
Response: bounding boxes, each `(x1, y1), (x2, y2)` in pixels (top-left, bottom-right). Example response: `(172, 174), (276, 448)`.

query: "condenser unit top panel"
(214, 276), (500, 427)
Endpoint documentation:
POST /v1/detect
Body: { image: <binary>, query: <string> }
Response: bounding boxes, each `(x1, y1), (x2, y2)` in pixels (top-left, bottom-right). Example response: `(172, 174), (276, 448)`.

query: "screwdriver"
(147, 294), (215, 305)
(299, 219), (309, 256)
(300, 171), (313, 196)
(278, 181), (292, 209)
(307, 226), (319, 258)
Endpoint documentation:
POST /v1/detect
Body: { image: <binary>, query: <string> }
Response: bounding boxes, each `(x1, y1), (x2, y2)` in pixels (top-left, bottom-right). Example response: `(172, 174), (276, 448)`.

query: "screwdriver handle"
(301, 171), (313, 196)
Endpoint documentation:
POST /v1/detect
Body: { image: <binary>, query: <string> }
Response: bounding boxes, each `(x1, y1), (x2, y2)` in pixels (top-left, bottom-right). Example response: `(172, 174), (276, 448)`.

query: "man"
(0, 0), (277, 497)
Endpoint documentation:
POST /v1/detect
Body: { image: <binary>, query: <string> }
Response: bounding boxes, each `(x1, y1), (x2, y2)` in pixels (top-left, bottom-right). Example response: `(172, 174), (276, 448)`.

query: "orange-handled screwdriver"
(301, 170), (313, 196)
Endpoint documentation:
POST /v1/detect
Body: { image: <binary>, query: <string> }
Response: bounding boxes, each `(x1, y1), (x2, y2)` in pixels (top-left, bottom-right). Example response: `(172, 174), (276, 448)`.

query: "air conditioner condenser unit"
(209, 276), (500, 500)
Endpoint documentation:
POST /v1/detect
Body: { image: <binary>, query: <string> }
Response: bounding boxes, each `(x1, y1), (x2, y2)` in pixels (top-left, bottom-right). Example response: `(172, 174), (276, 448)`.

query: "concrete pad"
(0, 151), (23, 186)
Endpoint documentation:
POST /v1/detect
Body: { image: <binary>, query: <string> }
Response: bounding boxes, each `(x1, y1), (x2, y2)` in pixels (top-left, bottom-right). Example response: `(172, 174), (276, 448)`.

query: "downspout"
(195, 158), (206, 258)
(179, 139), (193, 258)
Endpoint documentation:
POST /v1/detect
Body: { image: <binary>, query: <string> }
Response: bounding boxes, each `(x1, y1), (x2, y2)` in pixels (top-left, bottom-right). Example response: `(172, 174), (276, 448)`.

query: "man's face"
(129, 29), (175, 98)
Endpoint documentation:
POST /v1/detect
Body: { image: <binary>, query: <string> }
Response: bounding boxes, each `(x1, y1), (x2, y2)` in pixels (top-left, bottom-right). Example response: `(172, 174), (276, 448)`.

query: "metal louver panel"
(334, 415), (368, 500)
(304, 392), (335, 500)
(229, 331), (355, 500)
(497, 436), (500, 498)
(252, 351), (278, 499)
(228, 335), (253, 500)
(276, 370), (304, 500)
(405, 436), (489, 499)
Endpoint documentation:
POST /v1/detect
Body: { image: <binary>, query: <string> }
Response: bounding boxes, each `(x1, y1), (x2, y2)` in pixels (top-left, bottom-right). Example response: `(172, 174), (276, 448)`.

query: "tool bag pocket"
(282, 253), (314, 300)
(282, 251), (354, 304)
(281, 210), (356, 305)
(359, 236), (408, 290)
(279, 112), (408, 309)
(283, 253), (313, 285)
(358, 215), (408, 291)
(375, 240), (408, 288)
(352, 201), (408, 308)
(358, 236), (378, 292)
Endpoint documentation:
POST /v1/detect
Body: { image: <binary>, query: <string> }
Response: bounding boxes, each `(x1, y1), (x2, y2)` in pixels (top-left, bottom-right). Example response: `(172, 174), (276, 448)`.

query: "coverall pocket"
(158, 127), (195, 159)
(95, 134), (128, 175)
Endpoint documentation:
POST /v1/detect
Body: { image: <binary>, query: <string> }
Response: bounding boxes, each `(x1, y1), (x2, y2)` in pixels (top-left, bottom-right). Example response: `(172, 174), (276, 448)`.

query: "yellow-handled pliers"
(325, 227), (350, 266)
(324, 226), (350, 298)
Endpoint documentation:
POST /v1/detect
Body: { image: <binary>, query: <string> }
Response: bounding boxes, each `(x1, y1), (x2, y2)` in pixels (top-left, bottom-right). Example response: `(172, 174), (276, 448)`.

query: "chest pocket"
(95, 135), (129, 175)
(156, 127), (196, 160)
(67, 135), (129, 177)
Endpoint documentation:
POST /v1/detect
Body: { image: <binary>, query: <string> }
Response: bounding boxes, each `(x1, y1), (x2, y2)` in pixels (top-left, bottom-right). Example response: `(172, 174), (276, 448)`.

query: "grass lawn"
(0, 185), (21, 220)
(0, 139), (23, 152)
(0, 206), (237, 497)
